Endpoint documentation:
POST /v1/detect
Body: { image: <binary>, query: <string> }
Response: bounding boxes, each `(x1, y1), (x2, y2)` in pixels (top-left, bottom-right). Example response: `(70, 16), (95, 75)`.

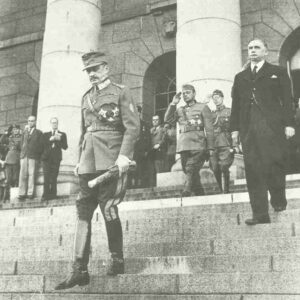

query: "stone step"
(1, 236), (299, 261)
(1, 273), (300, 294)
(1, 196), (300, 230)
(2, 294), (300, 300)
(0, 220), (298, 247)
(42, 272), (300, 294)
(1, 254), (299, 276)
(1, 294), (300, 300)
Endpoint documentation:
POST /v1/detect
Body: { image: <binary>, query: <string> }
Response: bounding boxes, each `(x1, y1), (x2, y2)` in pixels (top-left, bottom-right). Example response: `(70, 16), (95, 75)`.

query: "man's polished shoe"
(54, 264), (90, 290)
(274, 205), (286, 212)
(107, 257), (124, 276)
(245, 215), (271, 226)
(18, 195), (26, 201)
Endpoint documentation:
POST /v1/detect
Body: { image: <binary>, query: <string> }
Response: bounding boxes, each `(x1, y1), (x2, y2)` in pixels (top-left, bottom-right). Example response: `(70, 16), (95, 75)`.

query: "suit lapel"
(241, 67), (252, 82)
(254, 61), (270, 81)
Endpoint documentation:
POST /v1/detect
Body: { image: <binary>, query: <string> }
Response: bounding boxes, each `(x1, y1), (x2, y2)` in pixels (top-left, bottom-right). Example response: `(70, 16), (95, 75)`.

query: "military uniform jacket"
(5, 134), (21, 164)
(230, 62), (294, 140)
(210, 105), (232, 148)
(78, 80), (140, 174)
(164, 101), (214, 153)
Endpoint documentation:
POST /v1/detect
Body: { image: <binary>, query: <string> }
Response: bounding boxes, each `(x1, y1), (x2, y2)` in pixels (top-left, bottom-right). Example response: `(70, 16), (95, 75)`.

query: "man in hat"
(230, 38), (295, 225)
(208, 89), (234, 193)
(55, 52), (140, 290)
(164, 84), (214, 196)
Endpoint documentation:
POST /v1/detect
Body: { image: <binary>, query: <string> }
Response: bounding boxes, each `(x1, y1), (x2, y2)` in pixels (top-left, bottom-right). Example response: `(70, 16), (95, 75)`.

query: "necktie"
(252, 65), (257, 80)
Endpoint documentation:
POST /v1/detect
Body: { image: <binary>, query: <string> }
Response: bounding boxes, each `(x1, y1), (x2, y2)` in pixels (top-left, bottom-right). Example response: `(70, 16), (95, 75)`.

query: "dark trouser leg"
(267, 162), (287, 209)
(181, 151), (205, 196)
(50, 161), (60, 197)
(42, 161), (51, 197)
(244, 162), (269, 219)
(210, 150), (222, 192)
(219, 147), (234, 194)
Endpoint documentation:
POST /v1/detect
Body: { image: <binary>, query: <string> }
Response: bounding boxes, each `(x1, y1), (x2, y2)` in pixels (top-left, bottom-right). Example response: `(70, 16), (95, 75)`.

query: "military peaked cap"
(82, 51), (108, 71)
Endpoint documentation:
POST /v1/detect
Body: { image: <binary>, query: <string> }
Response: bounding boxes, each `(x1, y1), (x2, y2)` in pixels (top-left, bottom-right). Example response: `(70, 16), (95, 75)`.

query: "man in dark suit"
(41, 117), (68, 200)
(18, 115), (44, 200)
(230, 39), (295, 225)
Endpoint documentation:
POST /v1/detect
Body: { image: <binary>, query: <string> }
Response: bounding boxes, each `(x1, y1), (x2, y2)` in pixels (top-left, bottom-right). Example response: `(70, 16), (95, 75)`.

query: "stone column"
(176, 0), (242, 107)
(37, 0), (101, 195)
(157, 0), (242, 186)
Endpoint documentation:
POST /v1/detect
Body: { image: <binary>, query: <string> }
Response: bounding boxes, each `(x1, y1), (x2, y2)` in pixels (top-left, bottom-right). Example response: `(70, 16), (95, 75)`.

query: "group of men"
(54, 37), (295, 290)
(17, 116), (68, 201)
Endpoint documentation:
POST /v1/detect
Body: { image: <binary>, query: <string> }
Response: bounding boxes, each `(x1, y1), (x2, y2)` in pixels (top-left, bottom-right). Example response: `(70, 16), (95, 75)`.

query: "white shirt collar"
(251, 60), (265, 72)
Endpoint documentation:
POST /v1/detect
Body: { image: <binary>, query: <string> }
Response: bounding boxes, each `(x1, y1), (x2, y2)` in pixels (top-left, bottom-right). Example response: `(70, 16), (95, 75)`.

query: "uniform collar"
(186, 100), (197, 107)
(97, 78), (111, 91)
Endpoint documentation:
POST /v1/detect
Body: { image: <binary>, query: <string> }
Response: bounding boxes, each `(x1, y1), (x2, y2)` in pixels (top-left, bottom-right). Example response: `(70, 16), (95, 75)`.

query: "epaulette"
(111, 82), (125, 89)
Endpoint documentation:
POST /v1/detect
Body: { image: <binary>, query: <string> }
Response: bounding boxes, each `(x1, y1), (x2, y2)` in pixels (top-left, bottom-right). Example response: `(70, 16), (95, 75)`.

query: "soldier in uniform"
(208, 90), (234, 193)
(55, 51), (140, 290)
(164, 84), (214, 196)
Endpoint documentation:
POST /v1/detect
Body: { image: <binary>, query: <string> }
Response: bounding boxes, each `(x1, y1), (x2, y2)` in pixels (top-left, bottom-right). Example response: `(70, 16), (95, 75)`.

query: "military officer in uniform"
(230, 39), (295, 225)
(55, 51), (140, 290)
(208, 90), (234, 193)
(164, 84), (214, 196)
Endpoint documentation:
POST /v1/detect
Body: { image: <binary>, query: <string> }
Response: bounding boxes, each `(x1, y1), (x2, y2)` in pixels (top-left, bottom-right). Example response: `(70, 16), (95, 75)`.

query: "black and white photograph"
(0, 0), (300, 298)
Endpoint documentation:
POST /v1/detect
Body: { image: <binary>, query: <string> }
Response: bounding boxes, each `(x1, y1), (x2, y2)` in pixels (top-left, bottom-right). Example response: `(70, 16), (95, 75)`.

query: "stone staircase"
(0, 186), (300, 299)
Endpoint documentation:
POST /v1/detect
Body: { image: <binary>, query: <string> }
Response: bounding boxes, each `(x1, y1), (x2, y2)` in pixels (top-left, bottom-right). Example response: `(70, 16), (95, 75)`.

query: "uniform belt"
(179, 125), (204, 133)
(86, 123), (121, 132)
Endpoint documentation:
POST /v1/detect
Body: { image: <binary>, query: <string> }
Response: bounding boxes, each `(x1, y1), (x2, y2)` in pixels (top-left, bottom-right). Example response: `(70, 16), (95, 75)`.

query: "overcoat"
(230, 62), (294, 145)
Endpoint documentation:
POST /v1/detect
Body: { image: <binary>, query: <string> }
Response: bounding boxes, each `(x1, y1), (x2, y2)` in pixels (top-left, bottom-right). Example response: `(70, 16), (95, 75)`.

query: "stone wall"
(240, 0), (300, 65)
(0, 0), (47, 133)
(100, 2), (176, 120)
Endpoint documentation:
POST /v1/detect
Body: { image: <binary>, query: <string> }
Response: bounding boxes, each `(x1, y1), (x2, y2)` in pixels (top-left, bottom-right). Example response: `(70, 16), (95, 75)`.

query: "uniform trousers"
(242, 104), (287, 218)
(18, 157), (37, 197)
(74, 172), (127, 268)
(6, 163), (19, 187)
(209, 147), (234, 173)
(180, 150), (206, 195)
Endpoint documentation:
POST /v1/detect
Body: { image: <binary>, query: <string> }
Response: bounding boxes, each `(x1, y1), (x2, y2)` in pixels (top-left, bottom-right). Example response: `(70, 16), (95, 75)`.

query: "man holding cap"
(208, 89), (233, 193)
(164, 84), (214, 196)
(55, 52), (140, 290)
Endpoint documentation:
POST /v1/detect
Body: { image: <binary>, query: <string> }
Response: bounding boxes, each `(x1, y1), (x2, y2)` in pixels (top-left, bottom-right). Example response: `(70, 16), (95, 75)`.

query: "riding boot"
(55, 219), (91, 290)
(182, 172), (193, 197)
(214, 169), (223, 193)
(105, 218), (124, 276)
(222, 170), (230, 194)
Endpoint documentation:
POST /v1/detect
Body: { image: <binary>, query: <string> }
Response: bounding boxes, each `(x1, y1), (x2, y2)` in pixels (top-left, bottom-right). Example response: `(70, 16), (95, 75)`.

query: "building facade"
(0, 0), (299, 191)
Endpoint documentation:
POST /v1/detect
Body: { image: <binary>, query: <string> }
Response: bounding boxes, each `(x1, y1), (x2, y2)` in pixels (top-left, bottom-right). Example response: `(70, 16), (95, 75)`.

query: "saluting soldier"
(208, 90), (234, 193)
(55, 51), (140, 290)
(164, 84), (214, 196)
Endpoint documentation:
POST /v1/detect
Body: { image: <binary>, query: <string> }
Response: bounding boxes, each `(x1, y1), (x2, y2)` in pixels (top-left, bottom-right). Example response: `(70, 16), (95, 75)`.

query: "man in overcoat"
(55, 51), (140, 290)
(230, 39), (295, 225)
(165, 84), (214, 196)
(41, 117), (68, 200)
